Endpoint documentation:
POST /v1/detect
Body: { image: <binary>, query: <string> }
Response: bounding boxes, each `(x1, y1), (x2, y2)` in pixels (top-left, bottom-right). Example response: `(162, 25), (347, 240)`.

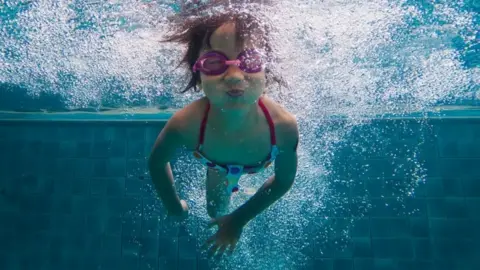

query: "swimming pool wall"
(0, 114), (479, 270)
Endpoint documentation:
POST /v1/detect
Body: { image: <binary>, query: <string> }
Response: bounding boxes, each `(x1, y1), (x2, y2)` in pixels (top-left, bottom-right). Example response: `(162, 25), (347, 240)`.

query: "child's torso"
(181, 97), (277, 168)
(199, 120), (272, 167)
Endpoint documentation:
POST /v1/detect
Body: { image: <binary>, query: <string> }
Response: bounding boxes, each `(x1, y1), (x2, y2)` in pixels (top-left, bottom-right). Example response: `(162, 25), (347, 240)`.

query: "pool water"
(0, 0), (479, 269)
(0, 107), (479, 270)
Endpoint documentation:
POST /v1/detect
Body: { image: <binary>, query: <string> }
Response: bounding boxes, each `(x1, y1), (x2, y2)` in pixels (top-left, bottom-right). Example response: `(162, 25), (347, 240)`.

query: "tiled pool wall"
(0, 117), (479, 270)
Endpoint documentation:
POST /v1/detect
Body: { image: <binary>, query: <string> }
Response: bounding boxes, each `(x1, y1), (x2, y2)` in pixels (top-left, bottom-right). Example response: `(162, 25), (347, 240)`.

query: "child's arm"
(148, 115), (186, 216)
(230, 118), (299, 226)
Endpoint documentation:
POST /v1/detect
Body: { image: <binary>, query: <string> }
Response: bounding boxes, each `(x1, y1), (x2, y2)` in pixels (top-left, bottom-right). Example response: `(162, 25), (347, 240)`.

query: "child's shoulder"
(261, 96), (299, 149)
(166, 98), (208, 148)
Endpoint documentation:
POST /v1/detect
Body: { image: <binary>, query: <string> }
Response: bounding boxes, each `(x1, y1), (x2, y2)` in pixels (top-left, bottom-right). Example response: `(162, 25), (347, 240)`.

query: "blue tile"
(86, 215), (107, 235)
(106, 178), (126, 196)
(369, 198), (403, 217)
(52, 176), (73, 194)
(71, 176), (90, 195)
(0, 212), (17, 232)
(127, 128), (145, 141)
(128, 141), (146, 158)
(56, 158), (77, 178)
(404, 198), (427, 217)
(126, 177), (146, 197)
(27, 141), (43, 156)
(85, 235), (103, 255)
(49, 215), (85, 235)
(370, 218), (410, 237)
(90, 178), (107, 196)
(371, 238), (413, 259)
(82, 254), (102, 270)
(350, 218), (370, 237)
(92, 141), (111, 158)
(413, 238), (431, 260)
(127, 159), (148, 179)
(42, 141), (60, 158)
(114, 128), (127, 141)
(158, 237), (178, 258)
(139, 236), (159, 258)
(75, 142), (91, 158)
(120, 254), (139, 270)
(462, 178), (480, 197)
(410, 218), (429, 237)
(142, 217), (160, 238)
(197, 258), (211, 270)
(178, 236), (196, 260)
(51, 197), (73, 214)
(102, 235), (122, 256)
(158, 257), (177, 270)
(20, 195), (52, 213)
(108, 158), (127, 177)
(93, 127), (113, 141)
(142, 182), (157, 199)
(122, 197), (143, 217)
(429, 218), (473, 239)
(64, 233), (89, 253)
(139, 256), (158, 270)
(397, 260), (433, 270)
(143, 198), (164, 220)
(441, 177), (463, 196)
(122, 217), (142, 238)
(100, 255), (122, 269)
(110, 140), (126, 157)
(58, 141), (76, 158)
(333, 259), (353, 270)
(73, 159), (94, 178)
(334, 239), (353, 258)
(315, 240), (335, 258)
(353, 259), (373, 270)
(431, 239), (475, 259)
(427, 197), (467, 218)
(93, 159), (108, 177)
(438, 159), (480, 178)
(372, 259), (398, 270)
(312, 259), (333, 270)
(105, 216), (123, 235)
(178, 259), (196, 270)
(122, 235), (141, 257)
(425, 178), (445, 196)
(465, 198), (480, 218)
(0, 231), (17, 254)
(70, 196), (94, 215)
(18, 254), (49, 270)
(107, 197), (127, 216)
(351, 238), (372, 258)
(16, 214), (51, 233)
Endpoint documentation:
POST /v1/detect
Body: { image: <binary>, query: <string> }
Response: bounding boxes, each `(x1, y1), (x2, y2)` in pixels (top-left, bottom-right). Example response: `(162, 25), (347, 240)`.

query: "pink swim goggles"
(193, 49), (264, 76)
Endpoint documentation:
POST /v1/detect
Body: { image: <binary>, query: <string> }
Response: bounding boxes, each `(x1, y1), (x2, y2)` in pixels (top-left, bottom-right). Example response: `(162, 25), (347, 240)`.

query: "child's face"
(198, 22), (266, 110)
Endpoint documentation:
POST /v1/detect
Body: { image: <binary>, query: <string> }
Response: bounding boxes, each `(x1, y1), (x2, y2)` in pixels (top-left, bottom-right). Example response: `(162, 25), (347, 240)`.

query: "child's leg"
(206, 169), (231, 218)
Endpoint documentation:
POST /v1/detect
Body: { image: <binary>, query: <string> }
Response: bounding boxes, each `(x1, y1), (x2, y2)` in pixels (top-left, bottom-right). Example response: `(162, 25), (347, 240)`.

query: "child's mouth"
(227, 89), (245, 97)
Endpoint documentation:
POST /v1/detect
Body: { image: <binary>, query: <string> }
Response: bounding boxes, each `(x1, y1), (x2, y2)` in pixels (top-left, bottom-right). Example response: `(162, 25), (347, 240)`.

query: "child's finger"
(208, 244), (220, 258)
(207, 218), (217, 228)
(201, 235), (215, 251)
(228, 241), (237, 255)
(215, 245), (227, 259)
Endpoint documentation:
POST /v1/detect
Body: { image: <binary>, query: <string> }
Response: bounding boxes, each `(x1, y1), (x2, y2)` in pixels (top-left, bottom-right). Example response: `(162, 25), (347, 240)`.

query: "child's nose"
(224, 64), (245, 84)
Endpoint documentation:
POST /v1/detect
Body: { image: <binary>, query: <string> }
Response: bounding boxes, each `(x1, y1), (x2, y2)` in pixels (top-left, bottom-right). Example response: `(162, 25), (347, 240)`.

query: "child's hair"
(162, 0), (287, 93)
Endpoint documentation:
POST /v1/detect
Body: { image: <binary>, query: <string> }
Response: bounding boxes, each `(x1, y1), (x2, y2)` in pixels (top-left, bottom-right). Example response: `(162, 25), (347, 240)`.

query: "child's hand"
(166, 199), (189, 222)
(202, 214), (244, 258)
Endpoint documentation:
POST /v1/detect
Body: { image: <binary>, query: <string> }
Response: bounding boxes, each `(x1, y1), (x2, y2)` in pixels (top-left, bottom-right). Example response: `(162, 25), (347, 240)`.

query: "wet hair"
(162, 1), (287, 93)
